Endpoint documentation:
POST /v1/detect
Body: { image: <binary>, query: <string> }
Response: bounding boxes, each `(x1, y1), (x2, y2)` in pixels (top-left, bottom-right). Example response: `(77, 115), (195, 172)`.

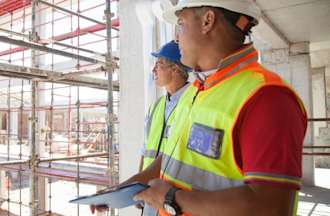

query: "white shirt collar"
(193, 68), (218, 83)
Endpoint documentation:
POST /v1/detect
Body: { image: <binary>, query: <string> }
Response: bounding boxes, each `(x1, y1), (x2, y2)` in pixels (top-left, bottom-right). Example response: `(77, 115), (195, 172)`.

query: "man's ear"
(201, 9), (216, 34)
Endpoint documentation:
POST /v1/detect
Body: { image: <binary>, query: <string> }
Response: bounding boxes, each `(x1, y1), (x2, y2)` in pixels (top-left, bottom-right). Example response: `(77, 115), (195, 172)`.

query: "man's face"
(175, 8), (203, 68)
(152, 57), (173, 87)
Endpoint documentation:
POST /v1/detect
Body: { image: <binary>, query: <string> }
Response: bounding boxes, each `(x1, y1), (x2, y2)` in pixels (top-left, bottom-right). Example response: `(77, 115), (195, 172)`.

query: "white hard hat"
(163, 0), (261, 25)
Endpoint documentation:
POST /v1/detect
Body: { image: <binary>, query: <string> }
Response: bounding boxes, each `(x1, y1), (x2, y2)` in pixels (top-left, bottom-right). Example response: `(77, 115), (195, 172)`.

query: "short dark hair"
(192, 7), (256, 44)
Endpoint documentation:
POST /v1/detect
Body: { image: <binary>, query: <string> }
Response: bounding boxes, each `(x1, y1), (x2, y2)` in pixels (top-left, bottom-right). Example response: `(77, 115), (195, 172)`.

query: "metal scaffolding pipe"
(30, 1), (38, 214)
(105, 1), (117, 215)
(0, 62), (118, 90)
(39, 152), (109, 163)
(303, 152), (330, 156)
(308, 118), (330, 122)
(0, 27), (29, 39)
(0, 20), (119, 57)
(0, 159), (29, 166)
(0, 153), (108, 166)
(0, 36), (103, 64)
(37, 0), (106, 27)
(303, 146), (330, 149)
(42, 38), (106, 57)
(63, 66), (105, 77)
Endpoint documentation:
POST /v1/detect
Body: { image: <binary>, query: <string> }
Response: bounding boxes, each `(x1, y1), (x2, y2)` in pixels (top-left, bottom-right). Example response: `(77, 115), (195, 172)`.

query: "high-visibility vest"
(143, 96), (177, 170)
(159, 62), (306, 216)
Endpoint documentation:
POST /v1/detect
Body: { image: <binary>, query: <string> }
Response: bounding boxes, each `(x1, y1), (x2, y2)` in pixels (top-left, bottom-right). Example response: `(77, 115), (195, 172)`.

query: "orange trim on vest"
(248, 65), (307, 116)
(193, 46), (258, 90)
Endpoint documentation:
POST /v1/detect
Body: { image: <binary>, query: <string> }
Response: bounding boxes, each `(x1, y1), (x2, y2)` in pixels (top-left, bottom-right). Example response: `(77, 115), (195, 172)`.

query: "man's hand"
(89, 156), (162, 214)
(134, 179), (172, 210)
(90, 205), (108, 214)
(135, 203), (144, 210)
(89, 186), (118, 214)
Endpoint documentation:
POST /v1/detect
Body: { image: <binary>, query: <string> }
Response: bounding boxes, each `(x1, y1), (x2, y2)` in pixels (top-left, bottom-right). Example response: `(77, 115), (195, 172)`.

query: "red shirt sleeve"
(233, 86), (307, 189)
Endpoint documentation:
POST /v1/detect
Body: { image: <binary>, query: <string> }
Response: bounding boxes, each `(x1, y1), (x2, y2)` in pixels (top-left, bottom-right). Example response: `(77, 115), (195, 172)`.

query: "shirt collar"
(193, 68), (218, 83)
(167, 82), (190, 102)
(193, 44), (259, 90)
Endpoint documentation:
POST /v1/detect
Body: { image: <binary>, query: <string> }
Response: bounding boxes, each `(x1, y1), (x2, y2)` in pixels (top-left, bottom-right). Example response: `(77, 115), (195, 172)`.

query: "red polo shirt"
(233, 86), (307, 189)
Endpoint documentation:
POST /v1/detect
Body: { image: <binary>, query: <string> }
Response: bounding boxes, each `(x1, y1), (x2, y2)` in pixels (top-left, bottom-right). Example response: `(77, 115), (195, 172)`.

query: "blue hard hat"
(151, 40), (191, 72)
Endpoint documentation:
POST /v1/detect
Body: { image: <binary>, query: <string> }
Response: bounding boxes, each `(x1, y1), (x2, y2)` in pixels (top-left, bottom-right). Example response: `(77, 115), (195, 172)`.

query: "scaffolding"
(0, 0), (119, 215)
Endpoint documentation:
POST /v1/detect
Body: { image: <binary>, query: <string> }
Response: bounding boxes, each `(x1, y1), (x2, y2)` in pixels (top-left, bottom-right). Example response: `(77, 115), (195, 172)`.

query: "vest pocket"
(187, 122), (224, 159)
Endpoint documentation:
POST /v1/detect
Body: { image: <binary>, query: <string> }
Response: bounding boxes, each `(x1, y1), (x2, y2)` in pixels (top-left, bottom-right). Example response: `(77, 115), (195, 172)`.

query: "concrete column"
(119, 0), (156, 215)
(326, 66), (330, 117)
(261, 42), (315, 186)
(31, 4), (47, 213)
(312, 67), (330, 168)
(312, 68), (327, 138)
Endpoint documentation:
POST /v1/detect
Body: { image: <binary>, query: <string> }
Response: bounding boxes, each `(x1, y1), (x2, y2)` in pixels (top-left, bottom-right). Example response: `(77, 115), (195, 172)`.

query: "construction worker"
(139, 41), (190, 215)
(139, 40), (190, 173)
(134, 1), (307, 216)
(90, 40), (190, 215)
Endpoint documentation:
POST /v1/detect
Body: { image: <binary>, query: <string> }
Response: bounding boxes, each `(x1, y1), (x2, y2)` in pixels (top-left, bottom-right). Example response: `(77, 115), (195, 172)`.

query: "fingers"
(134, 184), (149, 201)
(89, 205), (109, 214)
(135, 203), (144, 209)
(90, 205), (95, 214)
(133, 193), (144, 204)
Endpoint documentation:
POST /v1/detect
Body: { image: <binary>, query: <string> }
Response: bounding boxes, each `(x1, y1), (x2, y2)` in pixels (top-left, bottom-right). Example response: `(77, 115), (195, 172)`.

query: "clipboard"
(69, 182), (149, 208)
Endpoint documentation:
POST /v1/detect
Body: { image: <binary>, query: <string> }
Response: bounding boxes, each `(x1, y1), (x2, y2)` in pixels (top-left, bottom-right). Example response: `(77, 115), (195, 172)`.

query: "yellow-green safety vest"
(143, 96), (176, 170)
(160, 64), (306, 216)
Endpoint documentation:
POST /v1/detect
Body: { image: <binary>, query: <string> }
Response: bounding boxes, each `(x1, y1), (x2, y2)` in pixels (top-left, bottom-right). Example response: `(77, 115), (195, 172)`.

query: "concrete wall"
(312, 68), (327, 138)
(314, 66), (330, 168)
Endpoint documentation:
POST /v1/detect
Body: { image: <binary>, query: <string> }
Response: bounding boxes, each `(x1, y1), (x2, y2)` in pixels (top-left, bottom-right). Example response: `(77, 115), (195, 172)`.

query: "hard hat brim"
(163, 6), (181, 25)
(151, 52), (162, 58)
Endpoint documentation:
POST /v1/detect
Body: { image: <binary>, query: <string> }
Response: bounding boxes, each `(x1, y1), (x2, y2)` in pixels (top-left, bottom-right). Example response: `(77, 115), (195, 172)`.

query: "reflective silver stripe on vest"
(144, 149), (159, 158)
(218, 45), (255, 70)
(162, 154), (244, 191)
(205, 55), (259, 89)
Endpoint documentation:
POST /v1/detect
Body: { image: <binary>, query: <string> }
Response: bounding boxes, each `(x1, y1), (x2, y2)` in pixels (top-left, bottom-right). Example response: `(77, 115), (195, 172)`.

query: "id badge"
(187, 123), (224, 159)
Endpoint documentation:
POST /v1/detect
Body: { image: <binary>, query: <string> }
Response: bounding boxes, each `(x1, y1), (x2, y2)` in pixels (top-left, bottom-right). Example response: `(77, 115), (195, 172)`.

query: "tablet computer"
(69, 182), (149, 208)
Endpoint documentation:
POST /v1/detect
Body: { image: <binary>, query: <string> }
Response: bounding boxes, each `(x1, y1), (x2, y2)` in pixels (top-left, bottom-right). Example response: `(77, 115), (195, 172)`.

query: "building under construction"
(0, 0), (329, 216)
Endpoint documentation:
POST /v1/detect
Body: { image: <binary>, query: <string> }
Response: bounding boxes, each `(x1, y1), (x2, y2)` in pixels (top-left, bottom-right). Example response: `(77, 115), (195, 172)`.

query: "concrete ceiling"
(256, 0), (330, 43)
(252, 0), (330, 68)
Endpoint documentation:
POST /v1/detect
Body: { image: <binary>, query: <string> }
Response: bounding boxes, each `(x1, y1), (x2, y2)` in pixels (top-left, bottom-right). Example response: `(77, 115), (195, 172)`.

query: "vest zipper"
(192, 87), (202, 105)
